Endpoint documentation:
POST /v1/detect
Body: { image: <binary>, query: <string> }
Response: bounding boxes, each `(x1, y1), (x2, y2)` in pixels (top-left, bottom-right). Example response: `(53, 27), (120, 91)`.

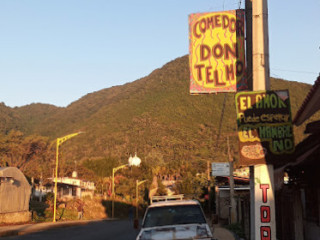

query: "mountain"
(0, 55), (317, 177)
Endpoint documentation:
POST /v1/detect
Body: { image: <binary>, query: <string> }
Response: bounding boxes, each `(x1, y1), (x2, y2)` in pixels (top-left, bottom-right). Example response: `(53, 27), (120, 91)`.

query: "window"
(143, 205), (206, 228)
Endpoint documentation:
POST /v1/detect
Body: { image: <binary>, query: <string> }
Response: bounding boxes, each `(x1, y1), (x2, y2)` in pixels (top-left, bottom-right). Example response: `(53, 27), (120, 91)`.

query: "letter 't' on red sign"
(260, 184), (270, 203)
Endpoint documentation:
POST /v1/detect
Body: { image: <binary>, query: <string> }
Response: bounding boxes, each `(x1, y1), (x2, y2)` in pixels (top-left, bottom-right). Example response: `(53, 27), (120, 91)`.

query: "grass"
(30, 201), (78, 222)
(29, 197), (142, 223)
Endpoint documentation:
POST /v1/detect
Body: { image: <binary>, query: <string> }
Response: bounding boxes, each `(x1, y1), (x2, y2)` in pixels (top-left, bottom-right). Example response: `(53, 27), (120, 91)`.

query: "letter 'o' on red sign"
(261, 206), (271, 223)
(260, 226), (271, 240)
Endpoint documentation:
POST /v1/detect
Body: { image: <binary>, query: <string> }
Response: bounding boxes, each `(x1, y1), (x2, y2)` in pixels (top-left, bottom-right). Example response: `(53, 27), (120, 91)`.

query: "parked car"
(136, 195), (215, 240)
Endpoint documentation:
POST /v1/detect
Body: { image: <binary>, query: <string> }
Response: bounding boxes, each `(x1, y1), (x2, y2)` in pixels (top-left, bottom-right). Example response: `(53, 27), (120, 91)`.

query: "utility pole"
(248, 0), (276, 239)
(207, 160), (211, 217)
(245, 0), (253, 91)
(227, 136), (236, 224)
(245, 1), (256, 238)
(252, 0), (270, 90)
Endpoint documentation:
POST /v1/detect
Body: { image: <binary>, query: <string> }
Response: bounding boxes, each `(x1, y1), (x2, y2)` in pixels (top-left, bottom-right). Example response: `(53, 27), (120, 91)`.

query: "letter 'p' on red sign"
(260, 226), (271, 240)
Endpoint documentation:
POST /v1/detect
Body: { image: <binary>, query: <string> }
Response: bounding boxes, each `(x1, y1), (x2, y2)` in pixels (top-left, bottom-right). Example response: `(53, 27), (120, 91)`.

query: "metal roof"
(293, 75), (320, 126)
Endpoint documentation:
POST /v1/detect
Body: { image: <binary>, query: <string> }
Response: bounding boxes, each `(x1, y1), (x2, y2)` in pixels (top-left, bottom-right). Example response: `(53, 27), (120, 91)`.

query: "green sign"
(235, 90), (295, 165)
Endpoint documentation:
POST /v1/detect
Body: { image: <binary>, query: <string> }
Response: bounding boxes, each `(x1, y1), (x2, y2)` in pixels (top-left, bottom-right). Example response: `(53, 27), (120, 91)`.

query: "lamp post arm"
(53, 140), (59, 222)
(112, 164), (129, 197)
(111, 164), (128, 219)
(53, 131), (83, 222)
(57, 132), (84, 146)
(112, 164), (128, 196)
(136, 180), (148, 220)
(137, 180), (147, 187)
(112, 155), (141, 220)
(113, 164), (128, 174)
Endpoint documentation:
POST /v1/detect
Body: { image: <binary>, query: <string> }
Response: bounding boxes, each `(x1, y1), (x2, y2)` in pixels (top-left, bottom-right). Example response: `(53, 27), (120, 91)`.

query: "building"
(275, 75), (320, 240)
(215, 174), (250, 239)
(0, 167), (31, 224)
(44, 171), (96, 200)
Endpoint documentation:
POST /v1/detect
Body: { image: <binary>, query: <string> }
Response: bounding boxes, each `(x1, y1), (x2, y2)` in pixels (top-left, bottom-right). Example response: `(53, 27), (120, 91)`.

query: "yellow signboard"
(189, 10), (247, 93)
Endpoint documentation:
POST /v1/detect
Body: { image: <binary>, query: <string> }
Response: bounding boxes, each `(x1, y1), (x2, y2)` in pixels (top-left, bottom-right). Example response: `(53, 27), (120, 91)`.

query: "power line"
(271, 68), (318, 75)
(215, 93), (228, 149)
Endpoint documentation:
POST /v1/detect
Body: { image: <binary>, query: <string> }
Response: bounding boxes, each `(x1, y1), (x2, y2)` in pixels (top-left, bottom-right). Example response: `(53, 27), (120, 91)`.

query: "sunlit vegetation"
(0, 55), (317, 198)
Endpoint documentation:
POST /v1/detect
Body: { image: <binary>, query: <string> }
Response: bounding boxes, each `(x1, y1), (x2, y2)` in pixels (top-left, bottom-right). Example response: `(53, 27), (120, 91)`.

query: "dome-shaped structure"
(72, 171), (78, 178)
(0, 167), (31, 223)
(130, 153), (141, 167)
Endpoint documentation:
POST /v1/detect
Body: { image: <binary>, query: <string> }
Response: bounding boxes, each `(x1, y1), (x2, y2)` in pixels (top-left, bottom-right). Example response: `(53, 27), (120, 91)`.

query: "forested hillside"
(0, 55), (317, 189)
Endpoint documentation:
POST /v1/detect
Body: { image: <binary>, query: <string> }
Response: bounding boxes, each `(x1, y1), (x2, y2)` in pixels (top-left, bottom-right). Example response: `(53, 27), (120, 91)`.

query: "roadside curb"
(0, 219), (103, 238)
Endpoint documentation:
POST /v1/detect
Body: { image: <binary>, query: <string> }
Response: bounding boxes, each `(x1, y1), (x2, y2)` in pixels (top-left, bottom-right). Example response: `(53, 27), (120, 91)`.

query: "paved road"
(1, 220), (140, 240)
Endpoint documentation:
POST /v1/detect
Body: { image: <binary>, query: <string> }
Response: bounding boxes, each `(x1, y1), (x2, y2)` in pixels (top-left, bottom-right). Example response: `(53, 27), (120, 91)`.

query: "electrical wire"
(271, 68), (318, 75)
(215, 93), (228, 149)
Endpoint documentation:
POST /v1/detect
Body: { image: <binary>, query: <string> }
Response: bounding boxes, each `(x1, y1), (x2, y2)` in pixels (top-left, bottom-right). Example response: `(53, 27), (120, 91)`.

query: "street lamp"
(53, 132), (83, 222)
(136, 180), (147, 220)
(112, 153), (141, 219)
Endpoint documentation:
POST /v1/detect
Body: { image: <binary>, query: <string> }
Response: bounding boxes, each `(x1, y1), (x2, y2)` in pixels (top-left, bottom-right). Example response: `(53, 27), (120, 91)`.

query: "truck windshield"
(143, 205), (206, 228)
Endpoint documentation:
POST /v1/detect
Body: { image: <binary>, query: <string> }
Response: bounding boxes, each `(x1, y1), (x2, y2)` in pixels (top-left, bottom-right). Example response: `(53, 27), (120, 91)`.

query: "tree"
(0, 130), (50, 174)
(174, 172), (208, 199)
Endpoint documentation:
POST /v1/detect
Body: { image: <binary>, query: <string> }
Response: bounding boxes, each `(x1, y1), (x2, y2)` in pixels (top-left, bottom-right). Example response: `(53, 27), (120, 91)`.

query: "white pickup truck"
(136, 195), (215, 240)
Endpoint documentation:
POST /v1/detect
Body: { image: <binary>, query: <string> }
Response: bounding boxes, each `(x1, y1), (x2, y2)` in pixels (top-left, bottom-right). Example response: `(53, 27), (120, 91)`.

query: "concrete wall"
(0, 211), (31, 224)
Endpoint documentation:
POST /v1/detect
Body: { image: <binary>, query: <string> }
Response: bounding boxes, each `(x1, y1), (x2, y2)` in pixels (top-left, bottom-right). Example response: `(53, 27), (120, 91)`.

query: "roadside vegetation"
(0, 56), (317, 221)
(30, 195), (107, 223)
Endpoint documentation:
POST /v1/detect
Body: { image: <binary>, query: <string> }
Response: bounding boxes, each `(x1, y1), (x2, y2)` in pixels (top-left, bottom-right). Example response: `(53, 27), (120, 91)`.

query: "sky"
(0, 0), (319, 108)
